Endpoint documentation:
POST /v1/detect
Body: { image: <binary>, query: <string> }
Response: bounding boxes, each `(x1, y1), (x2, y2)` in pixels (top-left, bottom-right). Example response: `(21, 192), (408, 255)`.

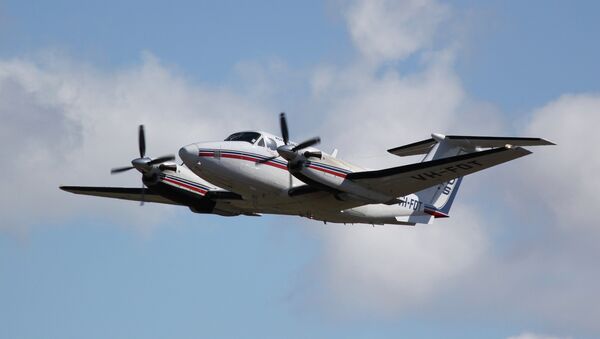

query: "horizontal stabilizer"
(348, 146), (531, 198)
(387, 138), (437, 157)
(388, 135), (554, 157)
(443, 135), (555, 148)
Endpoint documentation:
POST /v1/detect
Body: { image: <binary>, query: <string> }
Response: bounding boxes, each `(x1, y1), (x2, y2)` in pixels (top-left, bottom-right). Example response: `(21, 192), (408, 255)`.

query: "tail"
(388, 133), (554, 218)
(412, 134), (464, 217)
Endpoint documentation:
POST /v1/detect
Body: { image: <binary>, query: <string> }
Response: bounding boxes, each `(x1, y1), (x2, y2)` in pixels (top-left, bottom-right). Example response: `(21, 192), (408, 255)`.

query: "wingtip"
(59, 186), (82, 193)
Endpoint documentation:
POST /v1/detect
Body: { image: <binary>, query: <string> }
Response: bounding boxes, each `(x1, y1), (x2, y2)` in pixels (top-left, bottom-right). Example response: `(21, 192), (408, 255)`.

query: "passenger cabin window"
(257, 138), (265, 147)
(266, 138), (278, 151)
(224, 132), (261, 144)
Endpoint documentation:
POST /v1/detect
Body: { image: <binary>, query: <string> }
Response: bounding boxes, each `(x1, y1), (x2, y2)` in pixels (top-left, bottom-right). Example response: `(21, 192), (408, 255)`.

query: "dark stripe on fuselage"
(197, 148), (352, 177)
(161, 174), (212, 191)
(305, 161), (350, 178)
(159, 174), (211, 195)
(158, 174), (243, 201)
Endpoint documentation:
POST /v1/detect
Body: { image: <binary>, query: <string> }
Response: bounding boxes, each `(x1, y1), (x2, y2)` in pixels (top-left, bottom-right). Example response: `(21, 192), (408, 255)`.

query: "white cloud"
(343, 0), (450, 63)
(2, 0), (599, 335)
(0, 52), (273, 231)
(299, 1), (502, 315)
(312, 52), (504, 168)
(313, 204), (487, 314)
(520, 93), (600, 232)
(470, 93), (600, 331)
(301, 1), (600, 334)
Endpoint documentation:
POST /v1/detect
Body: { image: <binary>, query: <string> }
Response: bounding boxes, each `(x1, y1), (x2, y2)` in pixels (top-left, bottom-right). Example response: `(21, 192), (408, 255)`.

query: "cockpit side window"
(257, 137), (265, 147)
(224, 132), (261, 144)
(266, 138), (278, 151)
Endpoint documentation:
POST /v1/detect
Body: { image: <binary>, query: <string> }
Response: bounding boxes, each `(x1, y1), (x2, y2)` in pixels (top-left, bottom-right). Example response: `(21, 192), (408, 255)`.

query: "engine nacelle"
(295, 159), (398, 204)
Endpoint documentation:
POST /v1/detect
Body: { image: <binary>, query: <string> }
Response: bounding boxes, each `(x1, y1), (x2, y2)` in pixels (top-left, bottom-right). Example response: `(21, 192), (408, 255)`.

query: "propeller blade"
(111, 166), (135, 174)
(292, 137), (320, 152)
(138, 125), (146, 158)
(256, 155), (279, 165)
(280, 112), (289, 145)
(147, 155), (176, 166)
(304, 150), (322, 159)
(159, 163), (178, 172)
(140, 183), (145, 206)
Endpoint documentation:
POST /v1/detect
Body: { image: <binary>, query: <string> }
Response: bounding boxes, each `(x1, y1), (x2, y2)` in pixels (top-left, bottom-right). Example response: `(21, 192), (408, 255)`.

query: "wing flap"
(348, 146), (531, 197)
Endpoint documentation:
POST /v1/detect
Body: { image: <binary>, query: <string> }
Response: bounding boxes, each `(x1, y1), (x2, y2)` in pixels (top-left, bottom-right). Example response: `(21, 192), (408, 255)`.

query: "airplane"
(60, 113), (554, 226)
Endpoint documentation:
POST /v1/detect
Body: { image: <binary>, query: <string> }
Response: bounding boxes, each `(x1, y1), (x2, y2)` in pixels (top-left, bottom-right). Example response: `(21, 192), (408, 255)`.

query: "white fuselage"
(177, 131), (433, 225)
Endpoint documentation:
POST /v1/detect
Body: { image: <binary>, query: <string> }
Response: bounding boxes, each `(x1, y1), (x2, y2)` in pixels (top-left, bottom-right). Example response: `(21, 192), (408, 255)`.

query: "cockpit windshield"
(224, 132), (261, 144)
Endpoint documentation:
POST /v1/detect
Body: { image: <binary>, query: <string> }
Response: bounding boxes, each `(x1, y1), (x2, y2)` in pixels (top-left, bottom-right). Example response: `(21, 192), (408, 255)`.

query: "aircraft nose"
(179, 144), (199, 164)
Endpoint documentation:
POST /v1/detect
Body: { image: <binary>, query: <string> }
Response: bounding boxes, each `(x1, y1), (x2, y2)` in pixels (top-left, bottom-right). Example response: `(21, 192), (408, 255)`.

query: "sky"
(1, 1), (599, 338)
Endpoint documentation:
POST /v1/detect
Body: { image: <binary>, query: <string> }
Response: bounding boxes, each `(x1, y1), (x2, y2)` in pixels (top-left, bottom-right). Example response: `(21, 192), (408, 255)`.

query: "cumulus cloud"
(521, 93), (600, 231)
(343, 0), (450, 63)
(468, 93), (600, 331)
(0, 52), (273, 231)
(302, 0), (600, 334)
(312, 204), (487, 313)
(312, 52), (504, 168)
(2, 0), (599, 335)
(300, 0), (501, 316)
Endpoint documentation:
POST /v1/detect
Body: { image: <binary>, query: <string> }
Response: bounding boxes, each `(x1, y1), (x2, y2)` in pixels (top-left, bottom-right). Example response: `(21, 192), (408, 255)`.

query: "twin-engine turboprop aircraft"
(61, 113), (554, 225)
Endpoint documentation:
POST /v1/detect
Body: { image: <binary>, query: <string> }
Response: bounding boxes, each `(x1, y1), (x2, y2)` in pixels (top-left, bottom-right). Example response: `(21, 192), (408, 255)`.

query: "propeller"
(111, 125), (175, 175)
(110, 125), (176, 205)
(257, 112), (321, 179)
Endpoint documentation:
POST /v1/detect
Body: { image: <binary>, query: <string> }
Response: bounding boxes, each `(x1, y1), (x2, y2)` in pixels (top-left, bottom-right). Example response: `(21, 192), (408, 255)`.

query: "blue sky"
(1, 1), (600, 338)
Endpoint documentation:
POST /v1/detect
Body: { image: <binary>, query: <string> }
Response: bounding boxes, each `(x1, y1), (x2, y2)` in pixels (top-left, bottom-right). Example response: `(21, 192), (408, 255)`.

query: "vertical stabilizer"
(414, 134), (464, 217)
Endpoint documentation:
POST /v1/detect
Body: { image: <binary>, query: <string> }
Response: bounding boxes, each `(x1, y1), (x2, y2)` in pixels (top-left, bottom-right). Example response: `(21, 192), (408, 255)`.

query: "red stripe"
(162, 177), (207, 195)
(198, 151), (346, 175)
(263, 162), (287, 170)
(425, 209), (449, 218)
(307, 165), (347, 178)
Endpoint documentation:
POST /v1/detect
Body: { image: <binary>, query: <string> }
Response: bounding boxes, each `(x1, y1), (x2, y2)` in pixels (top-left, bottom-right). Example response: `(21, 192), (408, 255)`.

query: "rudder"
(413, 134), (465, 217)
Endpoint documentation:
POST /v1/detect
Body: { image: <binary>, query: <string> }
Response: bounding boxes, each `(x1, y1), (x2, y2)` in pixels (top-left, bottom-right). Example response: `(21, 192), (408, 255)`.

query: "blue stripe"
(161, 174), (212, 190)
(219, 149), (287, 166)
(305, 161), (351, 174)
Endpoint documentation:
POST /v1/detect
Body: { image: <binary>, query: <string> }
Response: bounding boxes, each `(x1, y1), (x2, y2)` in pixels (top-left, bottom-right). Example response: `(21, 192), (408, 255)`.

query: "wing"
(347, 146), (531, 197)
(60, 186), (182, 205)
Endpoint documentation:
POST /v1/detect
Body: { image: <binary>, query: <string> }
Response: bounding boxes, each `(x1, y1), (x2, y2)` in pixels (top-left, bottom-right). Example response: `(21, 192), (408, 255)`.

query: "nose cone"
(179, 144), (199, 165)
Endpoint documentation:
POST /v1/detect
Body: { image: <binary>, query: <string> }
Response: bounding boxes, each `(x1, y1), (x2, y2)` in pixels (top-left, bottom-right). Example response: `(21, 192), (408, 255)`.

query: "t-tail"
(387, 133), (555, 220)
